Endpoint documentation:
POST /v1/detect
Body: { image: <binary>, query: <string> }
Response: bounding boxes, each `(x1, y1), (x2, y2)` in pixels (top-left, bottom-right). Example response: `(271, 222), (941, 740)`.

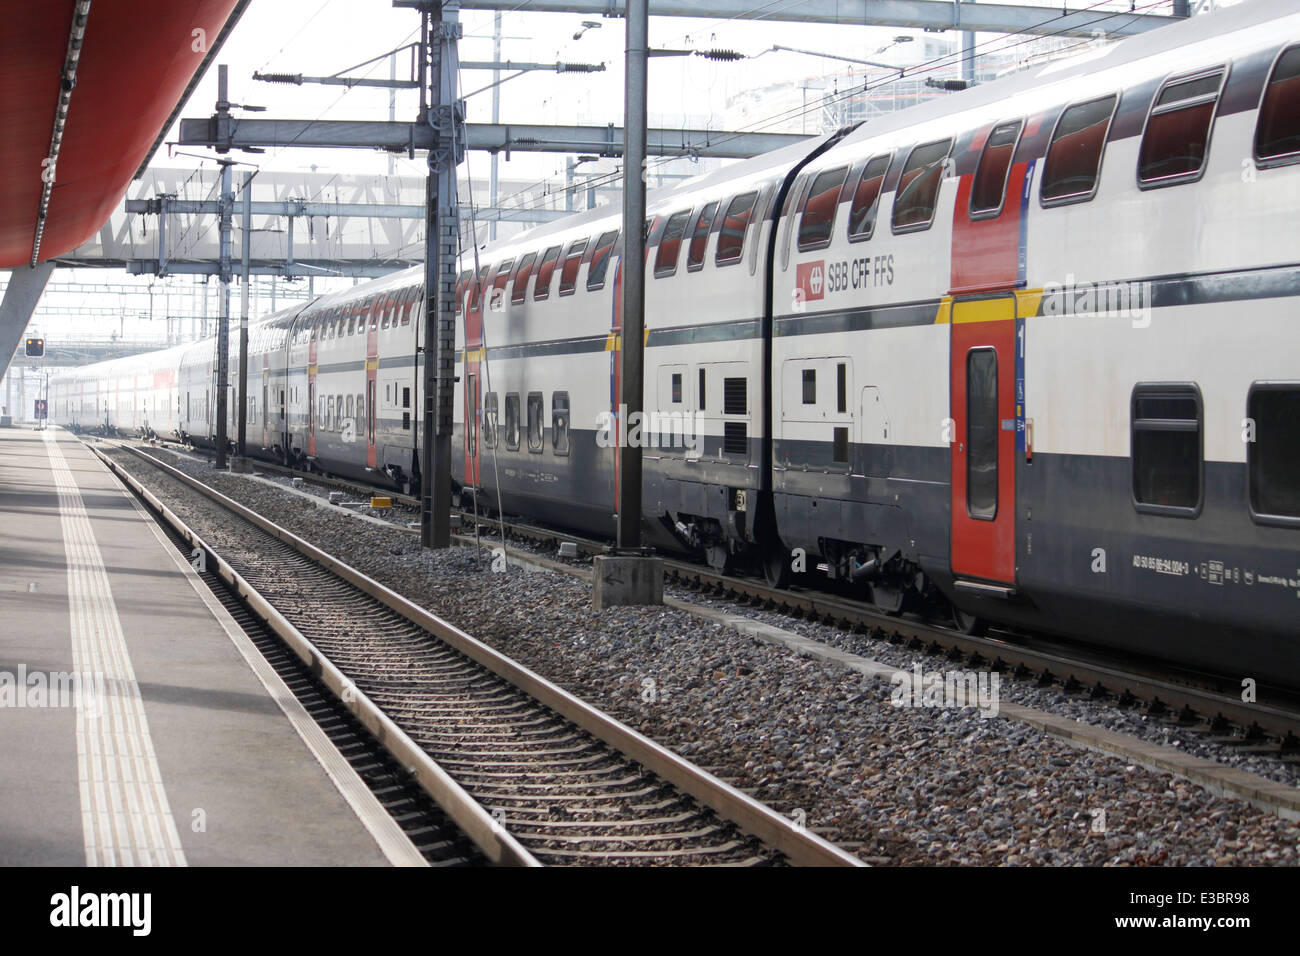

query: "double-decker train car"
(52, 0), (1300, 685)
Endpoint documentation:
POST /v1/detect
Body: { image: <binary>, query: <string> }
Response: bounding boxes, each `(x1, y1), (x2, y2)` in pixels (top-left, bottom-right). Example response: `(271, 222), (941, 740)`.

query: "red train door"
(463, 276), (483, 489)
(950, 294), (1017, 588)
(365, 296), (378, 469)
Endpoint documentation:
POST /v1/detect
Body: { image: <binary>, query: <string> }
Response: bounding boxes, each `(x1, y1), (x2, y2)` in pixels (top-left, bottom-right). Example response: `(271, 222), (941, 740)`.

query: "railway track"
(127, 438), (1300, 754)
(90, 438), (862, 867)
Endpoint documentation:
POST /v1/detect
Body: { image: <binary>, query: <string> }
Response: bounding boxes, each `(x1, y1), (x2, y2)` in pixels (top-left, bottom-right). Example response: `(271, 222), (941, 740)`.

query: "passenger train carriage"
(52, 0), (1300, 685)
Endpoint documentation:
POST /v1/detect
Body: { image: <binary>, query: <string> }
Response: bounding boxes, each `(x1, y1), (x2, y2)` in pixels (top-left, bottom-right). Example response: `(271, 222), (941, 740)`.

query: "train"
(52, 0), (1300, 686)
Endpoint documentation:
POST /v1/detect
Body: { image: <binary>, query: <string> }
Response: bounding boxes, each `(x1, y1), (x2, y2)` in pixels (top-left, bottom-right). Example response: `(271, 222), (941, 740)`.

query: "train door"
(949, 294), (1017, 589)
(261, 359), (269, 450)
(307, 326), (318, 459)
(365, 297), (379, 469)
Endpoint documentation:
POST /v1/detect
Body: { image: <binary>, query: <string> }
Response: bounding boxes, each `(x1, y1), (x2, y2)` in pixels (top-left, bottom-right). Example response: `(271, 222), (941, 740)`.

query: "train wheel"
(706, 544), (733, 575)
(953, 608), (987, 636)
(762, 547), (791, 589)
(869, 581), (906, 616)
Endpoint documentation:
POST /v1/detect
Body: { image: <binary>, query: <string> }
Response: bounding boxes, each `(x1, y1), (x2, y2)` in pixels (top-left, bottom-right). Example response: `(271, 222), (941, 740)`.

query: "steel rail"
(94, 439), (864, 867)
(89, 442), (540, 867)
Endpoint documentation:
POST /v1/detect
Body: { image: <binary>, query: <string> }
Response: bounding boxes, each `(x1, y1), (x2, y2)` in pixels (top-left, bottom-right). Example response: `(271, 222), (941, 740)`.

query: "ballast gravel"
(112, 445), (1300, 866)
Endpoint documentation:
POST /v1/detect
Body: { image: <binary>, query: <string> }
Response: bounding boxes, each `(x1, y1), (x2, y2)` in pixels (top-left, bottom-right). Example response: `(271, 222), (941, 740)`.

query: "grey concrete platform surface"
(0, 426), (417, 866)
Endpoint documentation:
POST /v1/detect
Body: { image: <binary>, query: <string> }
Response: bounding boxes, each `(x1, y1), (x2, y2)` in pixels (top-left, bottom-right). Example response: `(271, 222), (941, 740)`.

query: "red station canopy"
(0, 0), (245, 268)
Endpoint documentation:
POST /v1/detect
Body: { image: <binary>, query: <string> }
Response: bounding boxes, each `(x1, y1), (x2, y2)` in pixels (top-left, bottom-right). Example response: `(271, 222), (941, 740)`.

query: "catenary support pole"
(417, 0), (460, 549)
(238, 170), (252, 458)
(617, 0), (648, 552)
(215, 68), (232, 470)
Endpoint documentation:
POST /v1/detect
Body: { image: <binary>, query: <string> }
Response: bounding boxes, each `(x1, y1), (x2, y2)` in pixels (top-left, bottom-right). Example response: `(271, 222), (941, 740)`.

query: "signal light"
(25, 337), (44, 357)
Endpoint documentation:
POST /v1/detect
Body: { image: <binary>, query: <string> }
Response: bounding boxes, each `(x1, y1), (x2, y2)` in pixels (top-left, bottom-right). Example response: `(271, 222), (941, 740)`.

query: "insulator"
(696, 49), (745, 61)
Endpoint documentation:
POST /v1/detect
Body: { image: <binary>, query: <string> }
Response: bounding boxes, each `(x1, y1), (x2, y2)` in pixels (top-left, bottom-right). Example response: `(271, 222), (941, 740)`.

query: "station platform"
(0, 426), (418, 866)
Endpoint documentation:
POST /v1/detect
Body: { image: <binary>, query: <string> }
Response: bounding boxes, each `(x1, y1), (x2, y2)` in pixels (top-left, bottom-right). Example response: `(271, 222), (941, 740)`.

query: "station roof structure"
(0, 0), (249, 269)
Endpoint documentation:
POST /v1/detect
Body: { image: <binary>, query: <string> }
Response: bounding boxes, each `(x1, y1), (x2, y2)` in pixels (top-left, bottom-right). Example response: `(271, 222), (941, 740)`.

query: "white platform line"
(113, 451), (427, 867)
(43, 431), (187, 867)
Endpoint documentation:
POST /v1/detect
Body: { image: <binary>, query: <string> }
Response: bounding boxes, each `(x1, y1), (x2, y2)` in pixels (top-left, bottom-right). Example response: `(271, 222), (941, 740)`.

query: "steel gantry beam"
(124, 197), (567, 223)
(453, 0), (1181, 39)
(178, 117), (807, 159)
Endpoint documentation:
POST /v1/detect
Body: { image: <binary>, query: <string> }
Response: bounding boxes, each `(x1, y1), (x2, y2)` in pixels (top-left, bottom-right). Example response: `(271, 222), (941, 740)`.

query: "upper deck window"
(687, 202), (718, 271)
(797, 166), (848, 251)
(970, 120), (1023, 218)
(490, 259), (514, 312)
(587, 230), (619, 290)
(847, 154), (890, 241)
(1138, 69), (1225, 186)
(654, 210), (692, 277)
(511, 253), (537, 304)
(559, 239), (587, 295)
(1255, 45), (1300, 165)
(716, 191), (758, 265)
(533, 246), (561, 301)
(891, 139), (952, 233)
(1041, 94), (1117, 205)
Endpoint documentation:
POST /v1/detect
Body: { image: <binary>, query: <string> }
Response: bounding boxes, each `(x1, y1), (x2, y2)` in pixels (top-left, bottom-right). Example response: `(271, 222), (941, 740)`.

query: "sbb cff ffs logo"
(796, 261), (826, 302)
(25, 337), (44, 357)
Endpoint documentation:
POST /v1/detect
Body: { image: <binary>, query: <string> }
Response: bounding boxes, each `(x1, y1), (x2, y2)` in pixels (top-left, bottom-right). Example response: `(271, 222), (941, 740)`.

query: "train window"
(966, 349), (998, 520)
(1247, 385), (1300, 523)
(369, 297), (380, 331)
(716, 192), (757, 265)
(552, 392), (570, 456)
(587, 231), (619, 290)
(1131, 384), (1202, 515)
(687, 202), (718, 271)
(367, 383), (375, 442)
(1256, 45), (1300, 165)
(833, 427), (849, 464)
(1138, 69), (1225, 186)
(337, 394), (344, 431)
(505, 393), (520, 450)
(484, 393), (498, 448)
(802, 368), (816, 405)
(798, 165), (848, 251)
(470, 266), (490, 311)
(491, 260), (514, 311)
(1041, 94), (1118, 205)
(346, 395), (354, 426)
(381, 295), (392, 329)
(533, 246), (561, 301)
(559, 240), (587, 295)
(655, 210), (692, 278)
(837, 363), (847, 414)
(970, 120), (1024, 218)
(512, 253), (537, 304)
(892, 139), (952, 233)
(527, 392), (544, 451)
(698, 368), (706, 411)
(456, 270), (472, 314)
(671, 373), (682, 404)
(847, 154), (890, 241)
